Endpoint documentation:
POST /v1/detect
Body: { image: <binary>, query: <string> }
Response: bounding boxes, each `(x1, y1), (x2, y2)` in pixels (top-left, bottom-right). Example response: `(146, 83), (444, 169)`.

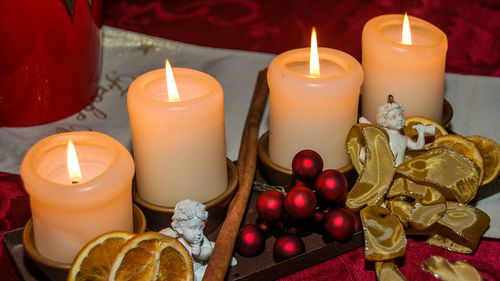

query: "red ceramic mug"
(0, 0), (102, 127)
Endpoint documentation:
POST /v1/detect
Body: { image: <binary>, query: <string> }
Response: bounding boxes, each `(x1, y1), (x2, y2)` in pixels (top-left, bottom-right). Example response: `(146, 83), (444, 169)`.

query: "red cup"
(0, 0), (102, 127)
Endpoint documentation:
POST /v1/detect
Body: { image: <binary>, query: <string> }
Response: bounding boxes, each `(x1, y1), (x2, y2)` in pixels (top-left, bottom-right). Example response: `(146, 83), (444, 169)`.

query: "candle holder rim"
(22, 204), (147, 270)
(132, 157), (238, 212)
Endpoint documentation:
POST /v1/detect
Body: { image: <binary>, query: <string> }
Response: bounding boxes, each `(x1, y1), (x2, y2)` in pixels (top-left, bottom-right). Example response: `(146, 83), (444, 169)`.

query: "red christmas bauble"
(284, 186), (317, 219)
(293, 178), (309, 188)
(310, 210), (325, 223)
(323, 208), (355, 241)
(346, 209), (361, 232)
(256, 190), (285, 221)
(273, 234), (305, 262)
(257, 220), (271, 234)
(315, 169), (347, 202)
(292, 150), (323, 179)
(235, 224), (265, 257)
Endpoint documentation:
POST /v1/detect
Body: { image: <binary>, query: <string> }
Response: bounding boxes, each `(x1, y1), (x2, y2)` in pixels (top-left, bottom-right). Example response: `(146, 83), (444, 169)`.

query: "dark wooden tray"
(3, 163), (363, 281)
(224, 163), (363, 280)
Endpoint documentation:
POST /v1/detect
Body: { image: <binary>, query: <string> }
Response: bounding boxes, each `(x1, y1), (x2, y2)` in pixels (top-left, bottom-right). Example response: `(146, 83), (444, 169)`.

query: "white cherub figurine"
(160, 199), (236, 281)
(360, 95), (435, 166)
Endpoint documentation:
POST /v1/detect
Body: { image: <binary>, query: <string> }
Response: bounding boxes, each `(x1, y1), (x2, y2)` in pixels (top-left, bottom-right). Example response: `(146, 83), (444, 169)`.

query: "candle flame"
(67, 140), (82, 184)
(165, 59), (180, 102)
(402, 12), (412, 45)
(309, 27), (320, 77)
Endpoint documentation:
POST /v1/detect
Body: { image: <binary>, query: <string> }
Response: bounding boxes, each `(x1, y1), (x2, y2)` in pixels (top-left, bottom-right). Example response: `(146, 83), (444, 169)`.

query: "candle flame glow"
(165, 59), (180, 102)
(67, 140), (82, 184)
(402, 12), (412, 45)
(309, 27), (320, 77)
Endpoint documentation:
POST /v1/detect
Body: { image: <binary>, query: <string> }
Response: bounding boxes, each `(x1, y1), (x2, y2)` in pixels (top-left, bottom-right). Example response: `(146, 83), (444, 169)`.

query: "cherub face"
(384, 109), (404, 130)
(180, 217), (205, 245)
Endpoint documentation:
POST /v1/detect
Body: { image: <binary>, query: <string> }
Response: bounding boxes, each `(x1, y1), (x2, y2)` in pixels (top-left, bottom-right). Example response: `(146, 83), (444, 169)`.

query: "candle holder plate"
(133, 158), (238, 233)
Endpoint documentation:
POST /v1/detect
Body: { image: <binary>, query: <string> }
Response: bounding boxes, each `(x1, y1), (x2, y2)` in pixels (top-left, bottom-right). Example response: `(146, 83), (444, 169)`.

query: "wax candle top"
(279, 47), (360, 79)
(269, 47), (363, 101)
(21, 131), (134, 208)
(365, 14), (447, 55)
(134, 68), (222, 107)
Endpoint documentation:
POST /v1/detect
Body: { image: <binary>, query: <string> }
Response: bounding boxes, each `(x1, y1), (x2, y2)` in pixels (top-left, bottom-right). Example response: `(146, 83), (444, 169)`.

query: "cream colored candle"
(361, 14), (448, 122)
(127, 65), (227, 207)
(20, 131), (134, 263)
(267, 47), (363, 169)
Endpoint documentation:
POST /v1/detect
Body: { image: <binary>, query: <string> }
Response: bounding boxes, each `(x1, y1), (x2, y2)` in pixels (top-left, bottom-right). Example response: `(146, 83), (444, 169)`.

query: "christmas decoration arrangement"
(235, 149), (360, 262)
(231, 95), (499, 281)
(344, 97), (495, 280)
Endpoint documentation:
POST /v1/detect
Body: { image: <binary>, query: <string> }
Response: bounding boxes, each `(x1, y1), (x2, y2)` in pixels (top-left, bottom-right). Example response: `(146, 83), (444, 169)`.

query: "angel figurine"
(359, 95), (435, 166)
(160, 199), (236, 281)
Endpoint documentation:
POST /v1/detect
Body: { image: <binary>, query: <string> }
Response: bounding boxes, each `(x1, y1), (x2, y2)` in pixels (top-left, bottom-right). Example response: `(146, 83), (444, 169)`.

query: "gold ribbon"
(421, 256), (483, 281)
(345, 124), (490, 280)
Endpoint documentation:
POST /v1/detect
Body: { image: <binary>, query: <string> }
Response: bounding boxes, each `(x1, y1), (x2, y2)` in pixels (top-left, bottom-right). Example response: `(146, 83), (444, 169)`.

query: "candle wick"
(72, 179), (79, 184)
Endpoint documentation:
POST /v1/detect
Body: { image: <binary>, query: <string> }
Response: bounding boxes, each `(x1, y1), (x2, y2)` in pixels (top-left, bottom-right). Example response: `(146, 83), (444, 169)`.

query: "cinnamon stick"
(203, 69), (269, 281)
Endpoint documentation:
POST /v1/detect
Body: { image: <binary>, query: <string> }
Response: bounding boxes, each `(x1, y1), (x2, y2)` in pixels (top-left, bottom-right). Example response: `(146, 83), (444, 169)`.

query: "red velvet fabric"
(2, 1), (499, 280)
(102, 0), (500, 77)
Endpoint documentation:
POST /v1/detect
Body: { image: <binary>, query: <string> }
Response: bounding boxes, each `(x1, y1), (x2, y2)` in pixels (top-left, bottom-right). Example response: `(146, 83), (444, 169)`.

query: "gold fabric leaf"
(421, 256), (483, 281)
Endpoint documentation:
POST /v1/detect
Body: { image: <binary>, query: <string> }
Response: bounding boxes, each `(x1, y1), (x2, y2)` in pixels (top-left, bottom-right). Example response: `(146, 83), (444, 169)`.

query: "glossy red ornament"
(292, 150), (323, 179)
(257, 220), (271, 234)
(284, 186), (317, 219)
(347, 209), (361, 232)
(235, 224), (265, 257)
(323, 208), (355, 241)
(315, 169), (347, 202)
(311, 210), (325, 223)
(0, 0), (102, 126)
(256, 190), (285, 222)
(273, 234), (305, 262)
(293, 178), (309, 188)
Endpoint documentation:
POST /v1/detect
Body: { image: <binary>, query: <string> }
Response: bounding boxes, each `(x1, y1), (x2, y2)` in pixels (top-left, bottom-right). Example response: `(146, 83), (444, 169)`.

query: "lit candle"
(20, 131), (134, 263)
(361, 13), (448, 122)
(267, 28), (363, 169)
(127, 60), (227, 207)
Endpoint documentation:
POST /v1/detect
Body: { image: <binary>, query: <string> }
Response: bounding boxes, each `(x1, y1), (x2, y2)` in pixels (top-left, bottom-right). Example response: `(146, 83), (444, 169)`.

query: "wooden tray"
(223, 164), (363, 281)
(3, 164), (363, 281)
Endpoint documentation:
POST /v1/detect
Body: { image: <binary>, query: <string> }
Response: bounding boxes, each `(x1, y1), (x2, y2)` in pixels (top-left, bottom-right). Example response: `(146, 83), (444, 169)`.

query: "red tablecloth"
(2, 1), (499, 280)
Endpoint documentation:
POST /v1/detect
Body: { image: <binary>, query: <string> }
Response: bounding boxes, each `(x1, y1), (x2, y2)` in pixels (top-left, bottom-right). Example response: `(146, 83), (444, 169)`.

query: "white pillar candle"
(361, 14), (448, 122)
(128, 67), (227, 207)
(267, 47), (363, 169)
(20, 131), (134, 263)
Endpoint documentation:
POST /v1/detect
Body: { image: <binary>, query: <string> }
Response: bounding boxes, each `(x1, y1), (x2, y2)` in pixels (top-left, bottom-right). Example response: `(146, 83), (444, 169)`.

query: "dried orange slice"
(108, 232), (193, 281)
(432, 134), (484, 183)
(403, 116), (448, 144)
(68, 231), (134, 281)
(467, 135), (500, 185)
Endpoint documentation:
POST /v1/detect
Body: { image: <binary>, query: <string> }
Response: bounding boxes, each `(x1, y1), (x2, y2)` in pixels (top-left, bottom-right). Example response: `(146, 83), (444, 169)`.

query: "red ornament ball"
(235, 224), (265, 257)
(292, 150), (323, 179)
(310, 210), (325, 223)
(256, 190), (285, 221)
(273, 234), (305, 262)
(284, 186), (317, 219)
(347, 209), (361, 232)
(293, 178), (309, 188)
(257, 220), (271, 234)
(315, 169), (347, 202)
(323, 208), (355, 241)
